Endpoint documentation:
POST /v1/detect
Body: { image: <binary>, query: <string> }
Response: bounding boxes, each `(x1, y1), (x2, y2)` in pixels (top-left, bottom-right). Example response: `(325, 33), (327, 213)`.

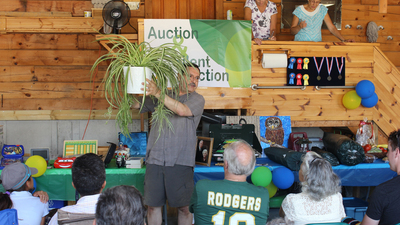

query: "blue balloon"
(361, 92), (378, 108)
(272, 167), (294, 189)
(356, 80), (375, 99)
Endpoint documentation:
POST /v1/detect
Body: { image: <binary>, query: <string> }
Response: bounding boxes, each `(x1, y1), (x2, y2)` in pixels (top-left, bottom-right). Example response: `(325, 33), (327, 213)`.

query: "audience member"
(95, 185), (146, 225)
(280, 151), (345, 224)
(190, 140), (270, 224)
(48, 153), (106, 225)
(291, 0), (353, 42)
(0, 192), (12, 210)
(244, 0), (278, 45)
(267, 217), (294, 225)
(0, 162), (49, 225)
(361, 130), (400, 225)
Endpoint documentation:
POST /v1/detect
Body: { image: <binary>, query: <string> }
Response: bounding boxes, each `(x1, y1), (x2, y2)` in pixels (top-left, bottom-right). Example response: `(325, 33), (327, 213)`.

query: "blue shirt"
(293, 5), (328, 42)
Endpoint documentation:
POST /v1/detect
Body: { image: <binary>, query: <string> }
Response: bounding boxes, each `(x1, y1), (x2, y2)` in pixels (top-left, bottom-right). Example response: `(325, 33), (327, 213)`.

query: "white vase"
(123, 66), (153, 94)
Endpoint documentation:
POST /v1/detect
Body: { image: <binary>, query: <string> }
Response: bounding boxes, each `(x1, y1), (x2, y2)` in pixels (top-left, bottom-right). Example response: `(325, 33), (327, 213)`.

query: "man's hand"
(33, 191), (49, 203)
(141, 78), (161, 98)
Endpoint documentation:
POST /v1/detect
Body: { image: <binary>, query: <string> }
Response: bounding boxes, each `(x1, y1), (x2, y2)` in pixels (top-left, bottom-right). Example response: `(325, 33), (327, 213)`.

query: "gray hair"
(267, 217), (294, 225)
(96, 185), (146, 225)
(300, 151), (341, 201)
(223, 139), (256, 176)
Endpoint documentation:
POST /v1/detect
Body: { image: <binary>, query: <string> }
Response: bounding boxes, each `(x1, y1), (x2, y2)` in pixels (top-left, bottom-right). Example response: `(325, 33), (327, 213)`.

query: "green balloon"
(251, 166), (272, 187)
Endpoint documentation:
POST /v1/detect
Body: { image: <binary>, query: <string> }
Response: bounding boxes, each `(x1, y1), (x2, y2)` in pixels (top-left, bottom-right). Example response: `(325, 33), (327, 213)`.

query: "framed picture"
(195, 136), (214, 166)
(63, 140), (98, 157)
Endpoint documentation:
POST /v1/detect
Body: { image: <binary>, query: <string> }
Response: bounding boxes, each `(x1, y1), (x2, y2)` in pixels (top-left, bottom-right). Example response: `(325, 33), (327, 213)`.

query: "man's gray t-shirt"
(140, 91), (205, 167)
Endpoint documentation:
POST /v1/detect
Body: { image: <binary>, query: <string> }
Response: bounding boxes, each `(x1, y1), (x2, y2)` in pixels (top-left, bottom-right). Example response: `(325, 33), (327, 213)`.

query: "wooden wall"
(217, 0), (400, 70)
(1, 0), (400, 136)
(148, 0), (215, 19)
(249, 41), (400, 135)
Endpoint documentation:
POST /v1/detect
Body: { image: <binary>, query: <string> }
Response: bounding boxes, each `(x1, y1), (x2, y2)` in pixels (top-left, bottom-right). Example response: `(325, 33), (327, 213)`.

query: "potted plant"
(90, 35), (190, 137)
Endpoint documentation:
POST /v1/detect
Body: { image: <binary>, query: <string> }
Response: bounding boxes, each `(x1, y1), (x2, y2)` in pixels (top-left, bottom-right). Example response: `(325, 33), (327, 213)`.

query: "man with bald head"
(189, 140), (270, 225)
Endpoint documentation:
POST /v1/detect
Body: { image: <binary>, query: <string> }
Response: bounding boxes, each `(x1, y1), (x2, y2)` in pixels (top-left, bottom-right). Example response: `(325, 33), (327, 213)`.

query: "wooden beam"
(379, 0), (388, 13)
(0, 110), (147, 120)
(4, 17), (103, 33)
(96, 34), (138, 52)
(292, 120), (361, 127)
(0, 12), (72, 17)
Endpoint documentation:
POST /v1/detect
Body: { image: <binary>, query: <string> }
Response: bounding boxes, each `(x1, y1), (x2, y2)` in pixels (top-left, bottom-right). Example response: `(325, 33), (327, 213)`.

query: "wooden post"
(141, 113), (145, 132)
(379, 0), (387, 13)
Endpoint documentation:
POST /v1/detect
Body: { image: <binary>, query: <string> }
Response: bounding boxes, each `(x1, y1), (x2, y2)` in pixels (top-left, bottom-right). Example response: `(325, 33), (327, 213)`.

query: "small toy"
(115, 143), (130, 168)
(1, 145), (24, 169)
(3, 146), (23, 155)
(54, 157), (76, 168)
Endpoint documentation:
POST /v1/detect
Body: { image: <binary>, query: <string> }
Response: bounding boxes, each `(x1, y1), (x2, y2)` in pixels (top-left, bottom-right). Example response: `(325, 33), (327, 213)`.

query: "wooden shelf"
(92, 2), (145, 18)
(0, 16), (103, 34)
(96, 34), (138, 52)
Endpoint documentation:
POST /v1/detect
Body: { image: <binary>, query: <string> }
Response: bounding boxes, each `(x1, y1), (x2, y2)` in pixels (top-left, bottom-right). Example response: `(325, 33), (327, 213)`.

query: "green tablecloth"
(0, 160), (145, 201)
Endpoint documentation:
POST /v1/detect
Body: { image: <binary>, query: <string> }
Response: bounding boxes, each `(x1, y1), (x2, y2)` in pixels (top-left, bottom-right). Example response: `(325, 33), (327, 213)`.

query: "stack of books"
(125, 157), (144, 168)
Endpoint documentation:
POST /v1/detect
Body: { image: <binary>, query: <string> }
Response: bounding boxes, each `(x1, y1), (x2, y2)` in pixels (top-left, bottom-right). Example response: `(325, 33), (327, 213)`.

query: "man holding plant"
(133, 63), (205, 225)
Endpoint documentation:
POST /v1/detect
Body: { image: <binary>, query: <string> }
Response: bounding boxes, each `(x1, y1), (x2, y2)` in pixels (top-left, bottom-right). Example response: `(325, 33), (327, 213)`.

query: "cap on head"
(0, 162), (38, 190)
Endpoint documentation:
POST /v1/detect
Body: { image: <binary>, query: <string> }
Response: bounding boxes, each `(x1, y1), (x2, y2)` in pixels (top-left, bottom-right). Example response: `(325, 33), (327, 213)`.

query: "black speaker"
(104, 142), (116, 168)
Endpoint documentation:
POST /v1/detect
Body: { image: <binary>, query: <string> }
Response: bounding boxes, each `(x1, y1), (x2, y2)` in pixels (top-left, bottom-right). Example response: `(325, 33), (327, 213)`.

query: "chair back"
(0, 209), (18, 225)
(307, 223), (348, 225)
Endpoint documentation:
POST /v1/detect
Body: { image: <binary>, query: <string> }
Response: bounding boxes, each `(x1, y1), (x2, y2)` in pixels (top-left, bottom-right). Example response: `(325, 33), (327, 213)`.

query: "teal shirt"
(190, 179), (270, 225)
(293, 5), (328, 42)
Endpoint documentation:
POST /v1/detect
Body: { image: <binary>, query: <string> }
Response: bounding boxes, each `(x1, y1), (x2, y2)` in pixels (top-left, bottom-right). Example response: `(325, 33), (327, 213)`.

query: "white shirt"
(10, 191), (49, 225)
(282, 192), (346, 225)
(48, 194), (100, 225)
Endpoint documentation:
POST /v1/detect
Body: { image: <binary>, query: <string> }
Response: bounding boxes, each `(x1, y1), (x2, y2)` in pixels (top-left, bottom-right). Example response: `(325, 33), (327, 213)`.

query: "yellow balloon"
(266, 182), (278, 198)
(25, 155), (47, 177)
(342, 90), (361, 110)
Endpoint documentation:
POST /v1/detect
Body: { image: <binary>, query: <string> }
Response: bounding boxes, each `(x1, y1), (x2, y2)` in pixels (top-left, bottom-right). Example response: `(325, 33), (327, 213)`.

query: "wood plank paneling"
(1, 98), (110, 110)
(361, 0), (400, 5)
(0, 0), (93, 17)
(0, 109), (145, 121)
(197, 87), (252, 109)
(0, 34), (100, 50)
(0, 50), (107, 66)
(0, 82), (104, 99)
(342, 5), (400, 21)
(4, 17), (103, 33)
(0, 66), (105, 82)
(383, 52), (400, 66)
(150, 0), (215, 19)
(373, 48), (400, 135)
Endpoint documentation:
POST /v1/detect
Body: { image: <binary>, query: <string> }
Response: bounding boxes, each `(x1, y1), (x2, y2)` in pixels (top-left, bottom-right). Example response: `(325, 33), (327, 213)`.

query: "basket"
(368, 152), (387, 159)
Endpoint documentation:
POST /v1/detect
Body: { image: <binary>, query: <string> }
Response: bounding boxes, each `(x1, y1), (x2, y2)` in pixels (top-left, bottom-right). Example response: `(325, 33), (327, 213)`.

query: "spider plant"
(90, 35), (191, 137)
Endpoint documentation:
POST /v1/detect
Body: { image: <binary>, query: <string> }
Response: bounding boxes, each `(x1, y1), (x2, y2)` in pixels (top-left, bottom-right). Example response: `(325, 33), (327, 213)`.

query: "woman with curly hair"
(279, 151), (346, 224)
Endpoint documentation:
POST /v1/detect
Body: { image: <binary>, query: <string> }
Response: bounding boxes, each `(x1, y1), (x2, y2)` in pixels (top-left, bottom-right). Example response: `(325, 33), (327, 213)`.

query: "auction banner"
(144, 19), (252, 88)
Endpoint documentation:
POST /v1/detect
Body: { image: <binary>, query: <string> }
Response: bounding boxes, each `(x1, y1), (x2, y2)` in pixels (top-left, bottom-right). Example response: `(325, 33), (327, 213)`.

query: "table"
(0, 160), (146, 201)
(195, 158), (397, 187)
(0, 158), (396, 201)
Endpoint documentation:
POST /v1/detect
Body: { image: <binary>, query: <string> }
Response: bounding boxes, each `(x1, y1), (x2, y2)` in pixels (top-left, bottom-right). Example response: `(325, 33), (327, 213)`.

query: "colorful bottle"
(227, 10), (232, 20)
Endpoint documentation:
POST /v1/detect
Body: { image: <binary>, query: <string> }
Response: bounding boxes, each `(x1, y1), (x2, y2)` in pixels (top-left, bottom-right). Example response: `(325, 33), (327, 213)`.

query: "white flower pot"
(123, 66), (153, 94)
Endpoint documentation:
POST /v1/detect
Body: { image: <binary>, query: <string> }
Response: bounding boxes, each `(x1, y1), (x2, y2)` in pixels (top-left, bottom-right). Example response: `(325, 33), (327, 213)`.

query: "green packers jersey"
(190, 179), (270, 225)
